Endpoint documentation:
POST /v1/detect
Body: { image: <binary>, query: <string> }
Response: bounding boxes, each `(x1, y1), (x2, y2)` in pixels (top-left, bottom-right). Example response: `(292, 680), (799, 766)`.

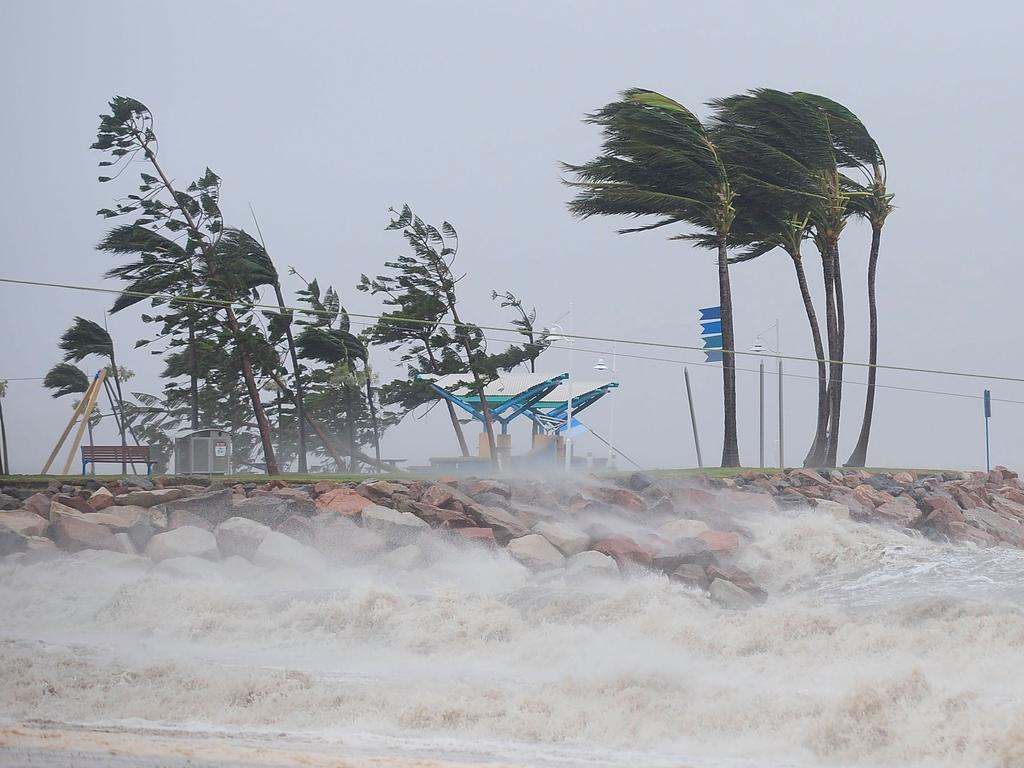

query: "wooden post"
(61, 370), (107, 476)
(42, 373), (99, 474)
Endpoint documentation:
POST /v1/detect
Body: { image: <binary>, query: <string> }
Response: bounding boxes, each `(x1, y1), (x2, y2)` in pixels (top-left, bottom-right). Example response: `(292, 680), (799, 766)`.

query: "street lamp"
(544, 317), (574, 471)
(593, 345), (617, 469)
(750, 320), (783, 469)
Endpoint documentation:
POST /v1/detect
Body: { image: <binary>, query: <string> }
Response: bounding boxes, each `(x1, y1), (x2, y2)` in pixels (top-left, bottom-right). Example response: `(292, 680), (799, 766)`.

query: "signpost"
(699, 306), (723, 363)
(984, 389), (992, 472)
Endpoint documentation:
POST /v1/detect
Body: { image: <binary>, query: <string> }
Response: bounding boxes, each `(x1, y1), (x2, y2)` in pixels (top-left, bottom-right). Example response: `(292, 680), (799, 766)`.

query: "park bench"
(81, 445), (157, 476)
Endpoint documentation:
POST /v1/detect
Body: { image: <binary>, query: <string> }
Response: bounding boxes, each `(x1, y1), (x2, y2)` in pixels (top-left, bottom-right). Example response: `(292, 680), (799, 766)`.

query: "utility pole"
(759, 359), (765, 469)
(684, 367), (703, 469)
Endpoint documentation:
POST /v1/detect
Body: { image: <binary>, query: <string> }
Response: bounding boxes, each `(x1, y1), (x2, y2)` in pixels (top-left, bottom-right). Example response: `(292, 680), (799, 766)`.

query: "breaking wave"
(2, 507), (1024, 767)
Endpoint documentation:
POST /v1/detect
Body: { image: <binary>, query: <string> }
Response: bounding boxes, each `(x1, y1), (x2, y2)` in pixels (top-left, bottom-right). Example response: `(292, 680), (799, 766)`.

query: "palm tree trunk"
(819, 240), (840, 467)
(845, 224), (882, 467)
(791, 254), (829, 467)
(345, 382), (357, 473)
(108, 350), (128, 475)
(825, 240), (845, 466)
(717, 236), (740, 467)
(273, 282), (308, 472)
(187, 280), (200, 430)
(0, 397), (8, 475)
(363, 365), (382, 474)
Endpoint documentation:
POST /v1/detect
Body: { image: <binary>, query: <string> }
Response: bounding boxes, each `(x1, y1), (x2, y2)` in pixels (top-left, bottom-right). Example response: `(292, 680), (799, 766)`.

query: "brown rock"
(356, 480), (408, 503)
(54, 494), (94, 515)
(313, 480), (339, 495)
(789, 468), (831, 487)
(24, 493), (51, 518)
(88, 487), (115, 511)
(705, 563), (766, 601)
(591, 536), (654, 568)
(465, 504), (530, 543)
(264, 479), (288, 490)
(588, 486), (646, 513)
(315, 487), (372, 517)
(872, 499), (920, 527)
(420, 483), (458, 509)
(945, 521), (997, 547)
(51, 512), (120, 553)
(964, 507), (1024, 547)
(892, 471), (915, 484)
(652, 537), (718, 573)
(915, 496), (965, 536)
(669, 487), (719, 512)
(999, 488), (1024, 506)
(461, 478), (512, 500)
(990, 496), (1024, 521)
(401, 500), (474, 528)
(697, 530), (740, 555)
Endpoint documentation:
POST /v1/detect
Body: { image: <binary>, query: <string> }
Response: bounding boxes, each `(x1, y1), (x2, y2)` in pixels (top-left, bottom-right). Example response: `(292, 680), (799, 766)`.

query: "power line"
(3, 274), (1024, 386)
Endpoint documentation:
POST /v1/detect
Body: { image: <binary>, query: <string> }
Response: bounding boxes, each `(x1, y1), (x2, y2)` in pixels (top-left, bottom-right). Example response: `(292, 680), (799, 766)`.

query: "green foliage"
(43, 363), (90, 399)
(60, 317), (113, 363)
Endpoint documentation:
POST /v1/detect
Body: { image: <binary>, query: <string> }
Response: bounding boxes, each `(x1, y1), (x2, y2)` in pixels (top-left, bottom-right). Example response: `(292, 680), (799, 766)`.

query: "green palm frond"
(60, 317), (113, 363)
(43, 363), (90, 398)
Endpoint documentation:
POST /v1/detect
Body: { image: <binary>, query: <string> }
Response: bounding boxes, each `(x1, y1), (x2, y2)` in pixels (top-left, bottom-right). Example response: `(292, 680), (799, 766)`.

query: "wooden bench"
(81, 445), (157, 476)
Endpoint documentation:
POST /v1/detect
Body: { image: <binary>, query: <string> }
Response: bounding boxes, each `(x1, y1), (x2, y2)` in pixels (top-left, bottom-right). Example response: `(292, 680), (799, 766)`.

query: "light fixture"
(544, 324), (565, 343)
(593, 357), (608, 372)
(750, 340), (766, 354)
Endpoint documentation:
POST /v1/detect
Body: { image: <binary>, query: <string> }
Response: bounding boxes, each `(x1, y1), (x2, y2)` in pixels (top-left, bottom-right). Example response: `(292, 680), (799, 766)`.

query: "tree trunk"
(187, 282), (200, 430)
(424, 341), (469, 456)
(363, 365), (382, 474)
(792, 254), (829, 467)
(825, 240), (845, 466)
(344, 380), (357, 473)
(717, 236), (740, 467)
(226, 307), (279, 474)
(273, 282), (308, 472)
(449, 306), (499, 467)
(845, 223), (882, 467)
(0, 397), (8, 475)
(108, 351), (128, 475)
(818, 239), (840, 467)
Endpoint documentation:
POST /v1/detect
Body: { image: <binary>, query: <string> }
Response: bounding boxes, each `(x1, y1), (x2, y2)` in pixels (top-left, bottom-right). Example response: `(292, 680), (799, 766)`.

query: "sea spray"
(1, 505), (1023, 767)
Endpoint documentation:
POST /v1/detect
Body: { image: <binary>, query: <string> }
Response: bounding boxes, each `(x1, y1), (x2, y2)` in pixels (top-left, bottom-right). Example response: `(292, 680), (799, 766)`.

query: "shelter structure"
(174, 428), (233, 475)
(419, 372), (618, 463)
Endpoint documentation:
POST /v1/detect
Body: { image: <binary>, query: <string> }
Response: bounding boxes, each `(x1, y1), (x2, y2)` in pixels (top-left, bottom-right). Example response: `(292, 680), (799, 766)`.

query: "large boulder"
(705, 564), (766, 602)
(23, 492), (51, 518)
(420, 483), (458, 509)
(915, 495), (966, 537)
(394, 498), (475, 528)
(0, 493), (21, 511)
(232, 495), (315, 528)
(156, 489), (235, 527)
(361, 504), (429, 544)
(507, 534), (565, 570)
(0, 511), (48, 538)
(253, 531), (327, 570)
(53, 494), (94, 515)
(532, 521), (589, 557)
(565, 550), (619, 579)
(168, 508), (214, 531)
(670, 563), (710, 590)
(214, 517), (271, 560)
(356, 480), (409, 504)
(314, 487), (372, 517)
(146, 526), (219, 562)
(450, 527), (497, 546)
(588, 485), (646, 513)
(50, 510), (120, 552)
(871, 498), (920, 527)
(964, 507), (1024, 547)
(115, 488), (184, 508)
(812, 499), (851, 520)
(88, 487), (115, 511)
(277, 514), (315, 545)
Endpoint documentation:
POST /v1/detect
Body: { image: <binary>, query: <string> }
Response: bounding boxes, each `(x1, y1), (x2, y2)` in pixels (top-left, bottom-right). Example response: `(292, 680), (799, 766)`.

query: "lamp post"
(544, 314), (574, 471)
(593, 343), (617, 469)
(751, 320), (783, 468)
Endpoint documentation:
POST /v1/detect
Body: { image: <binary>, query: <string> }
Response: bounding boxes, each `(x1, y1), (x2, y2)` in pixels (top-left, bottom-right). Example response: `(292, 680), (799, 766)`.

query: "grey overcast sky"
(1, 0), (1022, 473)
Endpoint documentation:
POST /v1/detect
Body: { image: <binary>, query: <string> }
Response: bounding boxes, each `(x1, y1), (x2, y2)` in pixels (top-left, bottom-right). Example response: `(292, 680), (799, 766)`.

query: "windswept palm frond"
(43, 363), (90, 398)
(60, 317), (113, 363)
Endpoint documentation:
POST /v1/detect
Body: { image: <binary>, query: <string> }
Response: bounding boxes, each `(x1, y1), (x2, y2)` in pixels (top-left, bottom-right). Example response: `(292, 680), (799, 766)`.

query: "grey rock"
(146, 526), (220, 562)
(533, 521), (589, 556)
(155, 555), (223, 580)
(0, 493), (20, 511)
(0, 511), (48, 537)
(253, 530), (326, 569)
(361, 504), (429, 544)
(232, 495), (315, 528)
(215, 517), (272, 560)
(0, 527), (28, 556)
(507, 534), (565, 570)
(670, 563), (710, 590)
(565, 550), (619, 578)
(709, 578), (758, 609)
(115, 488), (183, 508)
(156, 489), (235, 527)
(652, 538), (718, 573)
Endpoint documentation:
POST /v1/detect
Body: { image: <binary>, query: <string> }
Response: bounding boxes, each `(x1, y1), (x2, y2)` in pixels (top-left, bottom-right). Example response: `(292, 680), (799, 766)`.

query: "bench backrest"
(82, 445), (152, 462)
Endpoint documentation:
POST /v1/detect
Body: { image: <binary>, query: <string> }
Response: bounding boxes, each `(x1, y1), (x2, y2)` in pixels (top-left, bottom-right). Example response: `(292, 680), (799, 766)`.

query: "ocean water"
(1, 504), (1023, 768)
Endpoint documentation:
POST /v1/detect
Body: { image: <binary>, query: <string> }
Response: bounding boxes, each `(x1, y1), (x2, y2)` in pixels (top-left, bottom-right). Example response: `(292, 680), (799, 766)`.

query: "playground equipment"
(41, 369), (108, 475)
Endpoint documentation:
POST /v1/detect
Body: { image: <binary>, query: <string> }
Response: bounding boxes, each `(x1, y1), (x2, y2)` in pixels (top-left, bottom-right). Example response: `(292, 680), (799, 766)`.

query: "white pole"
(608, 342), (617, 468)
(564, 305), (573, 471)
(777, 318), (784, 468)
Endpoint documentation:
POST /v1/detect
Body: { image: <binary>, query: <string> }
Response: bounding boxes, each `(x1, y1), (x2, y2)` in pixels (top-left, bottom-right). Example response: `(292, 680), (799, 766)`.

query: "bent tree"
(92, 96), (279, 473)
(565, 89), (741, 466)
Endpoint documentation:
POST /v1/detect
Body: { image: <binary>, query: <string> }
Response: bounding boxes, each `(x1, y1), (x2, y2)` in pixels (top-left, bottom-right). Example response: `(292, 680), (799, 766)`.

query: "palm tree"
(565, 89), (741, 467)
(57, 318), (129, 473)
(711, 90), (852, 466)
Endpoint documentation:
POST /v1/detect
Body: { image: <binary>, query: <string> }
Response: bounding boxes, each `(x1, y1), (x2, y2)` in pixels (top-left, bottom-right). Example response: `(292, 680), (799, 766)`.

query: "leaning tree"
(565, 89), (741, 467)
